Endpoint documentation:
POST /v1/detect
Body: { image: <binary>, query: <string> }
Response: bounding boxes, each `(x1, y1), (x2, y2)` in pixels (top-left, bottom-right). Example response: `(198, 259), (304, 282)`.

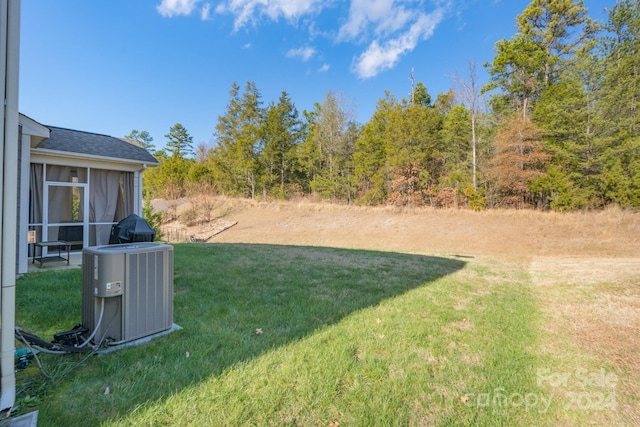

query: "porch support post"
(134, 169), (142, 216)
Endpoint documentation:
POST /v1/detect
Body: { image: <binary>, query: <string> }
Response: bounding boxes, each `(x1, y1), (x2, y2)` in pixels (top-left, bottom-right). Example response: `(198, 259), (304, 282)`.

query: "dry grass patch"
(150, 197), (640, 268)
(530, 256), (640, 426)
(141, 196), (639, 424)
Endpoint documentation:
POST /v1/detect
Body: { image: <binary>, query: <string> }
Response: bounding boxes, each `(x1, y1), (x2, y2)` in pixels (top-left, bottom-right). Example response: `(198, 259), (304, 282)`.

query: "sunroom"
(18, 114), (158, 274)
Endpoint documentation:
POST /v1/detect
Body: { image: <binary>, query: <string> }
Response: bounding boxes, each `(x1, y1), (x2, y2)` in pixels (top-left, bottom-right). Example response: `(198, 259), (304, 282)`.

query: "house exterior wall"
(1, 0), (20, 414)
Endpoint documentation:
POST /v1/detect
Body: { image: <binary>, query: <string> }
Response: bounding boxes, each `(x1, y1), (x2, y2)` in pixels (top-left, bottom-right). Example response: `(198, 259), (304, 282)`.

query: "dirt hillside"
(154, 197), (639, 260)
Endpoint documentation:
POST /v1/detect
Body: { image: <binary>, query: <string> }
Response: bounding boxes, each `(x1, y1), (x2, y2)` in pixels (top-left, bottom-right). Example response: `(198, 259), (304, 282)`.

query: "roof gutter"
(30, 147), (160, 167)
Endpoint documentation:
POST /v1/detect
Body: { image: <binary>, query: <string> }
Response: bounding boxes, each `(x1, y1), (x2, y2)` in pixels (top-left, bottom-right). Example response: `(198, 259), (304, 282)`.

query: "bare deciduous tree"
(451, 60), (484, 191)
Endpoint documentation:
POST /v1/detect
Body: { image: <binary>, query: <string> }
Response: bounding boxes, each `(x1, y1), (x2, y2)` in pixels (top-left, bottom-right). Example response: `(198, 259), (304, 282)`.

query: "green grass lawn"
(15, 244), (556, 425)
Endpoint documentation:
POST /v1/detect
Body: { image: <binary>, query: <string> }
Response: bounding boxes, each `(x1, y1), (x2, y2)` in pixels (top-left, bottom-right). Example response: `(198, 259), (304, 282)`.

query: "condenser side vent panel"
(124, 249), (174, 342)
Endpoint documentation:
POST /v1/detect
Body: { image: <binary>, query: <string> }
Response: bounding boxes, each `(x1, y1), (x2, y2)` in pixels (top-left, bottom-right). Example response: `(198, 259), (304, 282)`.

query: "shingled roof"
(36, 126), (159, 165)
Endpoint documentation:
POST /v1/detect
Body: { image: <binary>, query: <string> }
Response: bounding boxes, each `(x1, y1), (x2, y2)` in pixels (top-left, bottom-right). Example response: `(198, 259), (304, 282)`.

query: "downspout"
(0, 0), (20, 416)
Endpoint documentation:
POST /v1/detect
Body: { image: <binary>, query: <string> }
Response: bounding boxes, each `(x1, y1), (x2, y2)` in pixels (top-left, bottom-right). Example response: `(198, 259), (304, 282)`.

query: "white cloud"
(201, 3), (211, 20)
(215, 0), (327, 31)
(353, 8), (445, 79)
(157, 0), (212, 20)
(286, 46), (316, 62)
(157, 0), (200, 17)
(338, 0), (413, 42)
(318, 63), (330, 73)
(161, 0), (449, 78)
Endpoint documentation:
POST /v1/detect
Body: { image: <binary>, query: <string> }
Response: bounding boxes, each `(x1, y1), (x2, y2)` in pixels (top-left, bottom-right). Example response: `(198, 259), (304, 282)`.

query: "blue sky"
(19, 0), (615, 152)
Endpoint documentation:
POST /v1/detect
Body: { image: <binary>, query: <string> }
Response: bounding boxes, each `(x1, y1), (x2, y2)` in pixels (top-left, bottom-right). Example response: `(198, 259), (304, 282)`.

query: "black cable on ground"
(15, 326), (104, 382)
(14, 328), (51, 379)
(15, 327), (92, 354)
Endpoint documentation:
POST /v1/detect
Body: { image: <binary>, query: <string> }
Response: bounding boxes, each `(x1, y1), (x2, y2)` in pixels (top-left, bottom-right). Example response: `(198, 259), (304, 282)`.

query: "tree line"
(138, 0), (640, 211)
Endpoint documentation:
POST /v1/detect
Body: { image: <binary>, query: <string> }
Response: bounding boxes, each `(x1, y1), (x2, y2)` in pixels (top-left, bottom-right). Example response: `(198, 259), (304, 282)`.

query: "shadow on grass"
(15, 243), (465, 425)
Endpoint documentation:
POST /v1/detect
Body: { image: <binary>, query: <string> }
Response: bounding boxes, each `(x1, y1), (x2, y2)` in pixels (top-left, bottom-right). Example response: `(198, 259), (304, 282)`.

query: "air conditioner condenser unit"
(82, 242), (174, 345)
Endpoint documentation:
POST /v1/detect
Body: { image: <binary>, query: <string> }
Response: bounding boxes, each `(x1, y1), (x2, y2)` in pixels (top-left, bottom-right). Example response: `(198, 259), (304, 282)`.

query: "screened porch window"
(29, 164), (134, 250)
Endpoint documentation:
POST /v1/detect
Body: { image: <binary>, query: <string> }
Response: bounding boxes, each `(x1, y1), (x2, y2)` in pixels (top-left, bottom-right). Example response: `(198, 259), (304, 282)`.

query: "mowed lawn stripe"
(16, 244), (549, 425)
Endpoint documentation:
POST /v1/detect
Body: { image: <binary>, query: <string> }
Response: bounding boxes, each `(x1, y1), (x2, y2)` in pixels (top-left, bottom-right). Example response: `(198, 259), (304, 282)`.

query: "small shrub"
(464, 186), (486, 211)
(182, 208), (198, 227)
(143, 198), (164, 241)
